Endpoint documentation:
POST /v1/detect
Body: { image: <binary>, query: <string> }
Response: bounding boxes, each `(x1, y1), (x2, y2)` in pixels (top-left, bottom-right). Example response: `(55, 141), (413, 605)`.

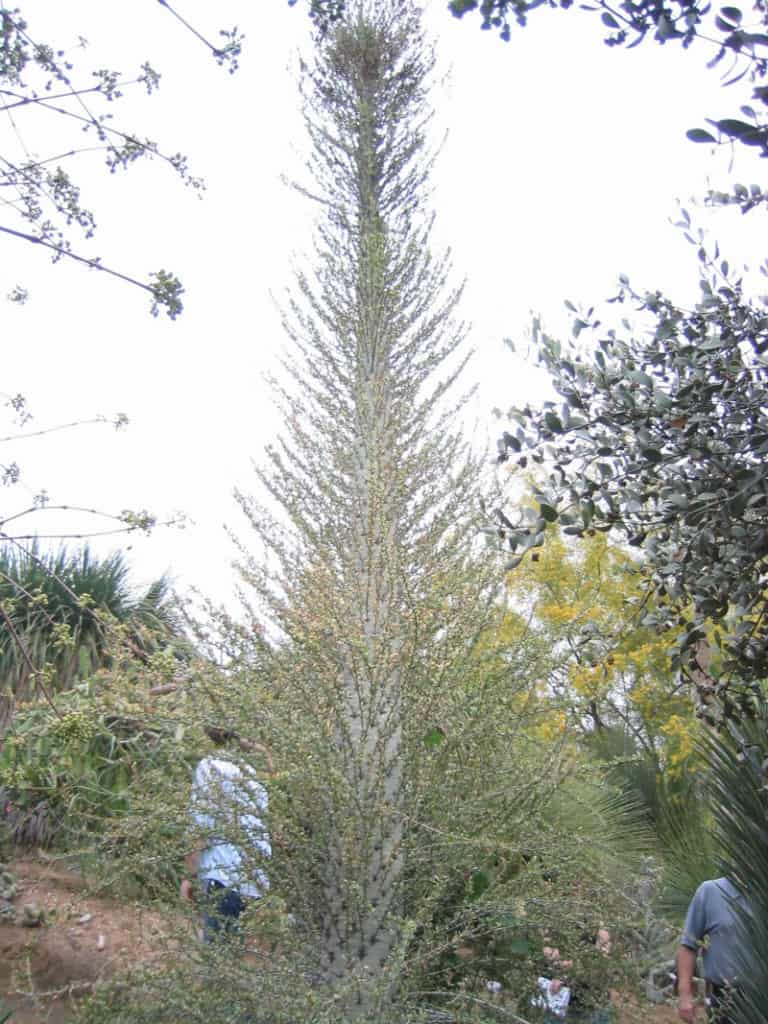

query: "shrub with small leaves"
(0, 671), (189, 849)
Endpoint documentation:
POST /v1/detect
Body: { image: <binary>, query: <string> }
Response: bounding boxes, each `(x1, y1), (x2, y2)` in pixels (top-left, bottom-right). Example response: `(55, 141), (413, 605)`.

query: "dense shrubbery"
(65, 664), (652, 1023)
(0, 652), (191, 850)
(0, 611), (683, 1023)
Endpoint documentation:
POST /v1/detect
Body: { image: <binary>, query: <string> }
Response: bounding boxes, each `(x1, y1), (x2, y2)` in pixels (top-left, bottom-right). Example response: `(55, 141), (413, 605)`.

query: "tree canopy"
(495, 229), (768, 714)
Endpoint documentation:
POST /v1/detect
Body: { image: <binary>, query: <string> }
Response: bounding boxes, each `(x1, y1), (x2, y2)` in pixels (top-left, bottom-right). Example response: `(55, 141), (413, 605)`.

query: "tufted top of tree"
(290, 0), (768, 184)
(496, 246), (768, 716)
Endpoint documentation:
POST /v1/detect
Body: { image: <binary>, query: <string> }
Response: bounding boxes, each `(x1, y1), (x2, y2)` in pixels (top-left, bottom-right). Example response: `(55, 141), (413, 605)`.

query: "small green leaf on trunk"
(423, 726), (446, 749)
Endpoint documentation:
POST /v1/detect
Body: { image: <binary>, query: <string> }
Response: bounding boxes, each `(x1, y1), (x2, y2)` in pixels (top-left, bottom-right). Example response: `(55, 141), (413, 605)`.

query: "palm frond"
(585, 725), (716, 918)
(703, 703), (768, 1024)
(0, 541), (181, 700)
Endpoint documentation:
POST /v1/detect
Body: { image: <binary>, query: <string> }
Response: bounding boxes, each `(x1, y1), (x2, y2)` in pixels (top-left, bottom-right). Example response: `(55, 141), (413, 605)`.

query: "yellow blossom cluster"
(570, 664), (604, 698)
(534, 709), (567, 742)
(540, 602), (581, 625)
(660, 714), (696, 771)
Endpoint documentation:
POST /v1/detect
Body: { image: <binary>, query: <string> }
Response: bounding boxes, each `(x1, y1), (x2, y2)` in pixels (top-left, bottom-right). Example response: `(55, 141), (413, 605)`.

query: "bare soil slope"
(0, 853), (680, 1024)
(0, 854), (170, 1023)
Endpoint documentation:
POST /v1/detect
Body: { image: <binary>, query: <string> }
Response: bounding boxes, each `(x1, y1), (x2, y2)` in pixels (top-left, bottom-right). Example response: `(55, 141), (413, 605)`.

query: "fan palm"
(0, 541), (180, 704)
(584, 724), (716, 928)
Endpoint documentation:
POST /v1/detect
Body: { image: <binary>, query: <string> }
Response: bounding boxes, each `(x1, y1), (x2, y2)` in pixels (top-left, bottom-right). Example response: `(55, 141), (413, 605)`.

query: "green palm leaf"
(703, 703), (768, 1023)
(0, 541), (181, 702)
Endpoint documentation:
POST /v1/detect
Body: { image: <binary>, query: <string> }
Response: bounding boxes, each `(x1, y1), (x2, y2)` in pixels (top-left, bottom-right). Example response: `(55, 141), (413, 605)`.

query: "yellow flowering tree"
(502, 529), (721, 916)
(503, 529), (698, 773)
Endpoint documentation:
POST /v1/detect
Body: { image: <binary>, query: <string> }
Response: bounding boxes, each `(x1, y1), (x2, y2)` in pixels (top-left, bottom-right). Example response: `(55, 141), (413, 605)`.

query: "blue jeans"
(201, 878), (248, 943)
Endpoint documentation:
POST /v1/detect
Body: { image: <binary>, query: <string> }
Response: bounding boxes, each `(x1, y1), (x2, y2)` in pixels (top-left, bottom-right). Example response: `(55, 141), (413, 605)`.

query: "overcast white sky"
(3, 0), (766, 607)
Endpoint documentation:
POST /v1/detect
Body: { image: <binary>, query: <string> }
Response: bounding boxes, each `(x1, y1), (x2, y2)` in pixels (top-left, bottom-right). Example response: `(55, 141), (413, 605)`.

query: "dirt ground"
(617, 999), (678, 1024)
(0, 853), (681, 1024)
(0, 853), (171, 1023)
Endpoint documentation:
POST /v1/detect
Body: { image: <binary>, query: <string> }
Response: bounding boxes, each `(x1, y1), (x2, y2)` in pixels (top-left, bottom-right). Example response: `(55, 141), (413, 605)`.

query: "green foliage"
(416, 776), (648, 1002)
(235, 1), (504, 1006)
(290, 0), (768, 166)
(497, 246), (768, 698)
(79, 952), (496, 1024)
(448, 0), (759, 50)
(448, 0), (768, 163)
(0, 542), (181, 703)
(400, 744), (643, 997)
(36, 2), (671, 1017)
(0, 670), (188, 850)
(79, 957), (301, 1024)
(149, 268), (185, 320)
(190, 594), (651, 1018)
(586, 727), (715, 917)
(217, 3), (658, 1015)
(288, 0), (347, 34)
(654, 799), (715, 921)
(1, 689), (126, 846)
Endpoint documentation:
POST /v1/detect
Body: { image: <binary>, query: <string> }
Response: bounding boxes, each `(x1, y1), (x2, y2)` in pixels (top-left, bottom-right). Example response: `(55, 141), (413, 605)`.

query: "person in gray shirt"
(677, 877), (748, 1023)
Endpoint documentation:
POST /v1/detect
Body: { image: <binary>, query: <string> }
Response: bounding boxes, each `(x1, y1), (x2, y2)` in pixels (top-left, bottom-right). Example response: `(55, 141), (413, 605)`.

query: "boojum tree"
(233, 0), (513, 1012)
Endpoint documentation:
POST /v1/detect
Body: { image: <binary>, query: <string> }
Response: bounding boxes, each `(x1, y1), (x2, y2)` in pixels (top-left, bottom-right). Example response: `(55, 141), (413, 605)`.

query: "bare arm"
(180, 848), (201, 903)
(677, 945), (698, 1022)
(236, 737), (275, 775)
(542, 945), (573, 994)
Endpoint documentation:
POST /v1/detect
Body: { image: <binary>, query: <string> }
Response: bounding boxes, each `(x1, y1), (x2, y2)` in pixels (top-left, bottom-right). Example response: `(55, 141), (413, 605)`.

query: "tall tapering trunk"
(238, 2), (491, 1015)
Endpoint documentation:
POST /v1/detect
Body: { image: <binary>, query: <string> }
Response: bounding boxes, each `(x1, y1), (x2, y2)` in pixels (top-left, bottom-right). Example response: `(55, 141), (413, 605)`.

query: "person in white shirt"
(180, 726), (271, 942)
